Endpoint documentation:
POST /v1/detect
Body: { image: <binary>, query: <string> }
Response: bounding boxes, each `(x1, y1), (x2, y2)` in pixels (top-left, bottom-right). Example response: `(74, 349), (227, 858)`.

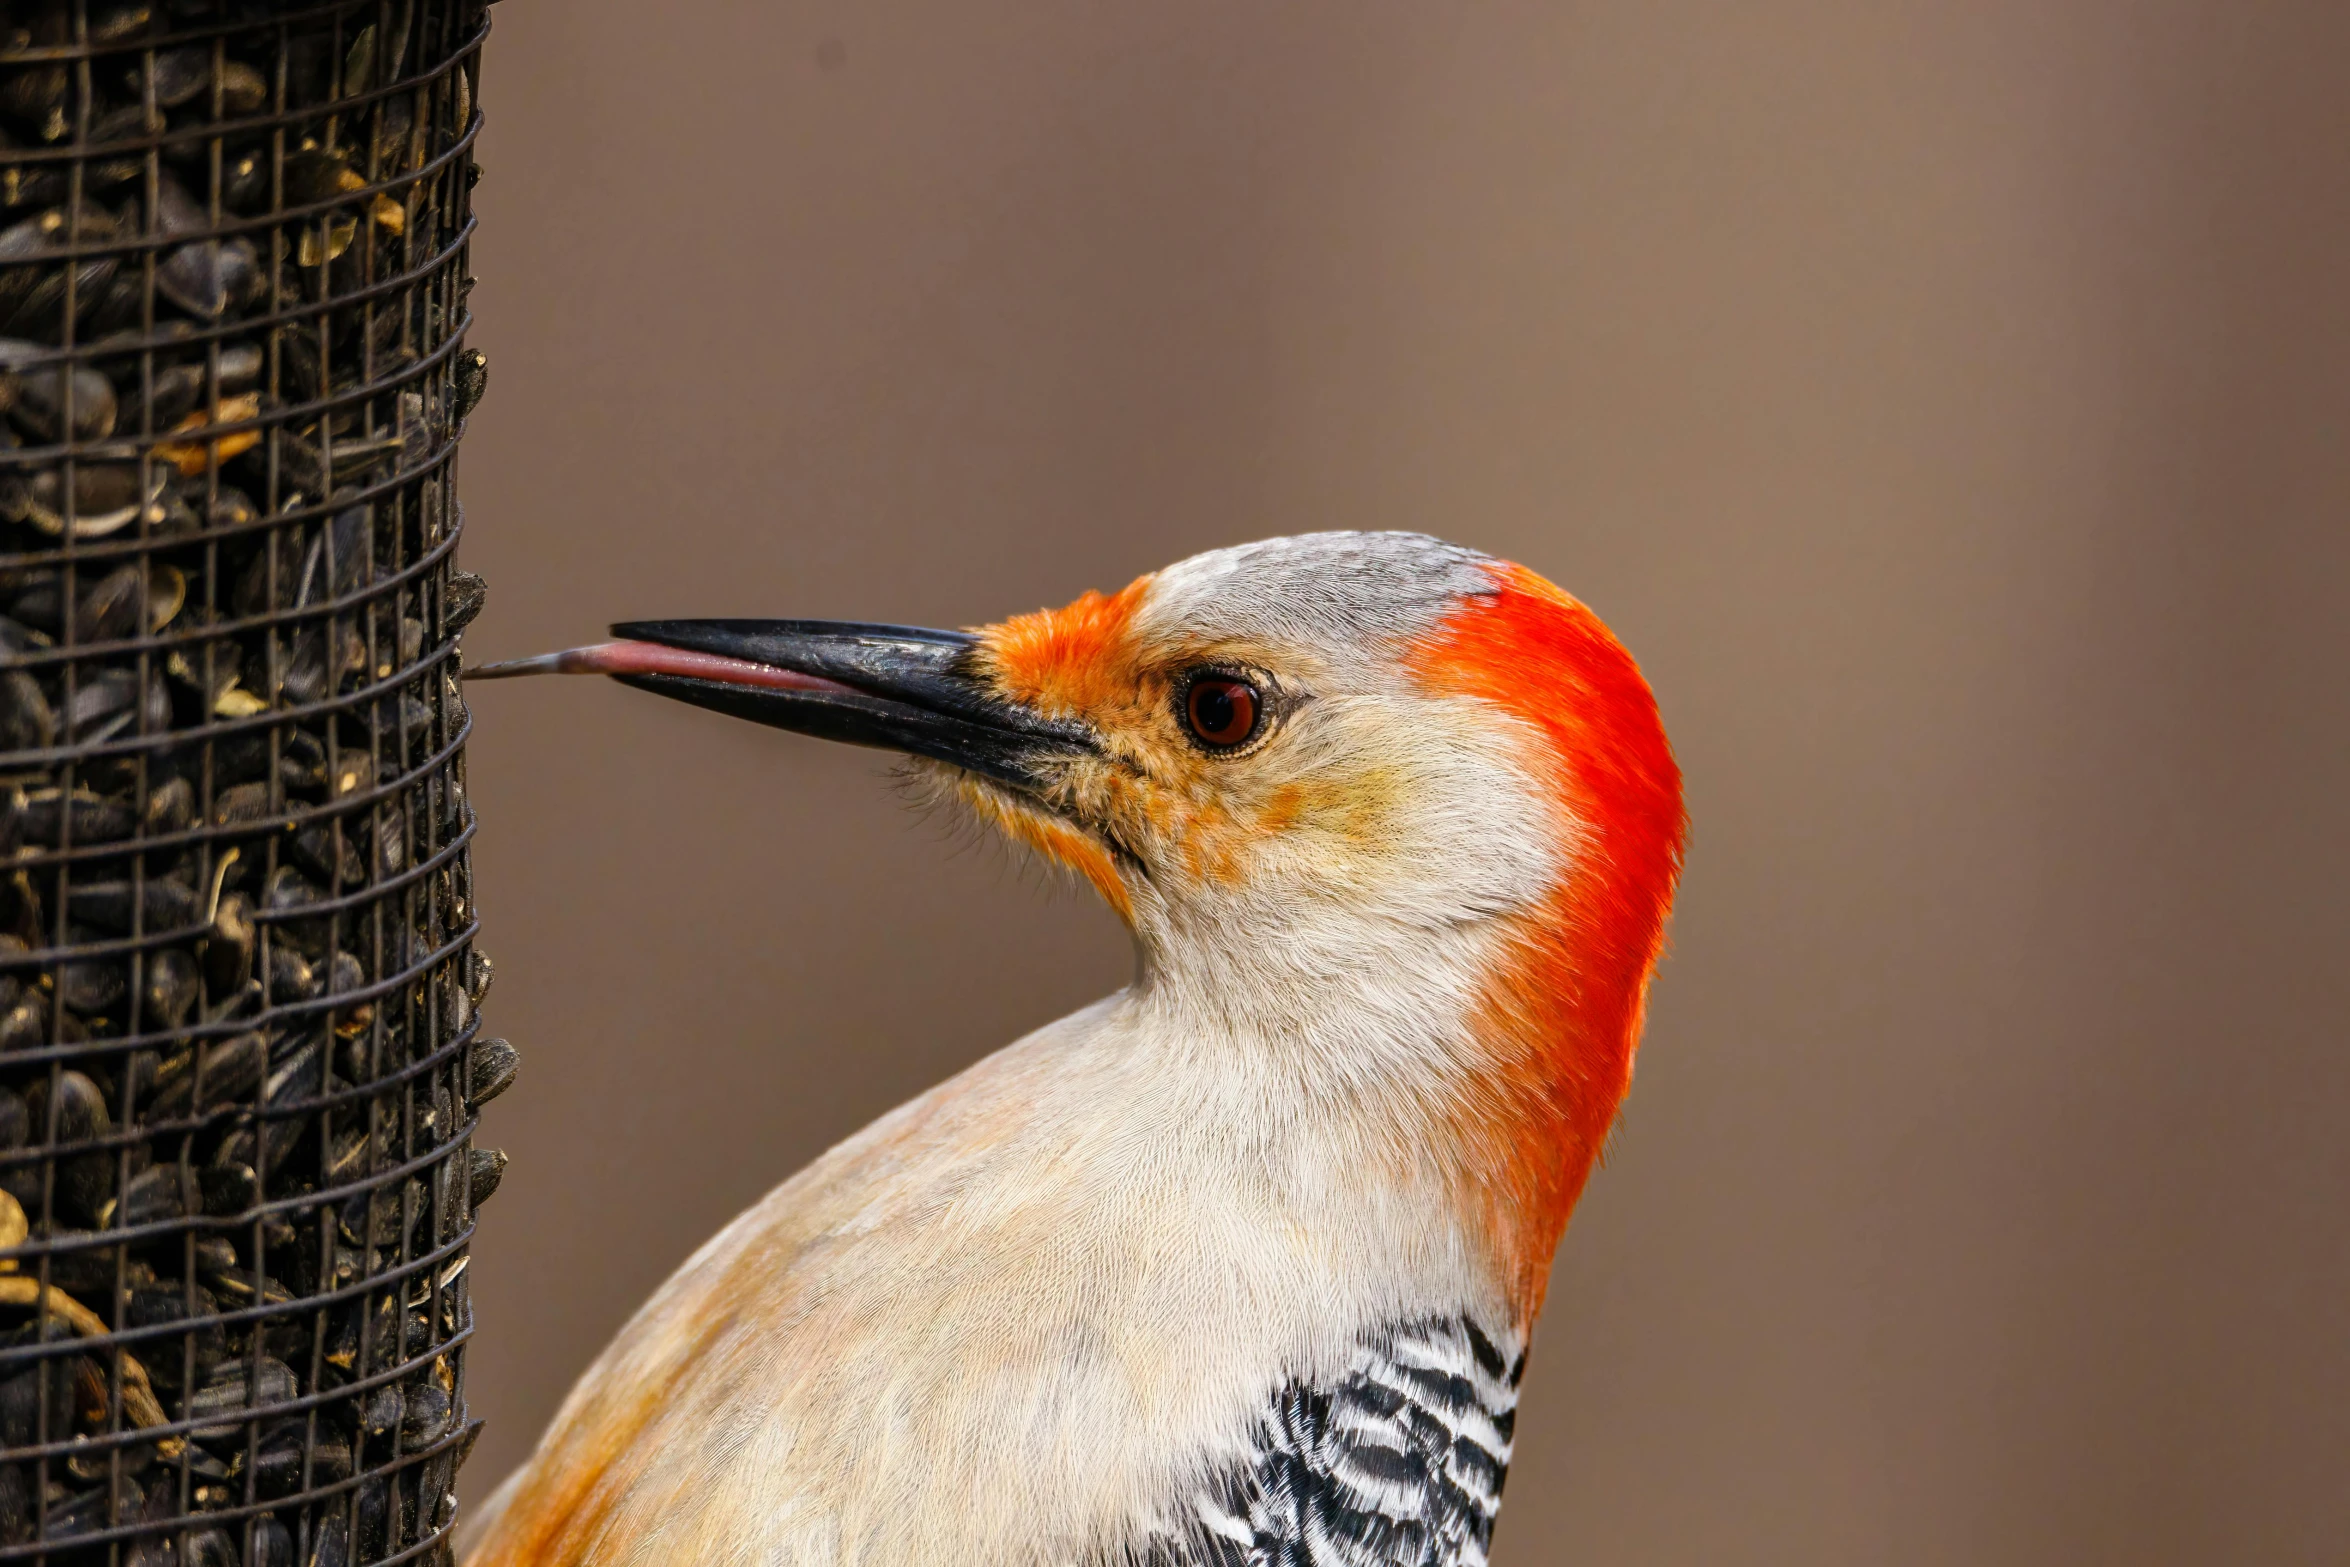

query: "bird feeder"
(0, 2), (503, 1562)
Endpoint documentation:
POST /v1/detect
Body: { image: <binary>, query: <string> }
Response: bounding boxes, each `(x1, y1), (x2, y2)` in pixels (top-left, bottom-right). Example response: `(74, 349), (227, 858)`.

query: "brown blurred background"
(449, 2), (2348, 1561)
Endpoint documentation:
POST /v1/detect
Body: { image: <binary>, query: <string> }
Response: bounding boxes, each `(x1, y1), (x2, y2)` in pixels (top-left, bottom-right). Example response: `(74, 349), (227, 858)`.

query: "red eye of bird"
(1182, 676), (1260, 749)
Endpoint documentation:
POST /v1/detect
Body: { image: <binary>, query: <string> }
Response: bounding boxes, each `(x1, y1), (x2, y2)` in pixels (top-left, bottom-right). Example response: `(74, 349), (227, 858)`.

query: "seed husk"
(466, 1036), (518, 1107)
(0, 670), (53, 752)
(202, 891), (256, 995)
(141, 946), (200, 1030)
(76, 561), (186, 641)
(64, 875), (203, 934)
(0, 339), (117, 442)
(443, 569), (487, 638)
(13, 788), (137, 844)
(20, 461), (165, 539)
(98, 1161), (194, 1227)
(153, 393), (263, 476)
(465, 1146), (505, 1208)
(145, 1031), (266, 1119)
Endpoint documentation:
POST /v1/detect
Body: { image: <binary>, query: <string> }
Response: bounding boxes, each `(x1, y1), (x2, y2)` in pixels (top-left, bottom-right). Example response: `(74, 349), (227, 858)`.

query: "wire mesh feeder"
(0, 2), (511, 1563)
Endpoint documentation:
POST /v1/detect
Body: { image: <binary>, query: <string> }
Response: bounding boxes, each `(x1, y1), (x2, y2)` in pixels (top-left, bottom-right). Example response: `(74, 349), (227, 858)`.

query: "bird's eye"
(1181, 675), (1261, 750)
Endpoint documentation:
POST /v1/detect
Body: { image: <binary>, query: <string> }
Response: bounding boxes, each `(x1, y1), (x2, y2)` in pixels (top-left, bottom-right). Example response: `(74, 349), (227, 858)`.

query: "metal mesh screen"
(0, 2), (499, 1563)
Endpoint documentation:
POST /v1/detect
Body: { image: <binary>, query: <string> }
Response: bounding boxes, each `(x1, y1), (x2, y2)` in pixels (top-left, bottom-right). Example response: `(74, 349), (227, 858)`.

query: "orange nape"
(1414, 564), (1687, 1311)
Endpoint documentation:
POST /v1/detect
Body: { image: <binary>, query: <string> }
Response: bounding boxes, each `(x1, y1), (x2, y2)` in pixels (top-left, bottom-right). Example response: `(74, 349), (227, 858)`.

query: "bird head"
(474, 532), (1684, 1291)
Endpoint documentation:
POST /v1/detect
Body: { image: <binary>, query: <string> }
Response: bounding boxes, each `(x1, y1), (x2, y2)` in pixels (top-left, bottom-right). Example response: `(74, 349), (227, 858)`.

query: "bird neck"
(1127, 890), (1644, 1317)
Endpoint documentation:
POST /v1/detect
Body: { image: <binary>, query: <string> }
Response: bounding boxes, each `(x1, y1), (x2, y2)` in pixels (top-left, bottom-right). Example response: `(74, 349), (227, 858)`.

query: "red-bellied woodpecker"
(461, 532), (1685, 1567)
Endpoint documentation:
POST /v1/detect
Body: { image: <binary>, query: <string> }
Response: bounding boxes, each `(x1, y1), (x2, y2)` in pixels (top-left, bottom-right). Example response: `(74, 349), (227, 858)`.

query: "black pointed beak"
(468, 619), (1092, 789)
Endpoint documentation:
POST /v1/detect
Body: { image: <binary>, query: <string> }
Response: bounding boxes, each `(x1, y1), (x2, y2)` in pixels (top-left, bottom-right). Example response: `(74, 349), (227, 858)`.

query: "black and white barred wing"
(1157, 1316), (1525, 1567)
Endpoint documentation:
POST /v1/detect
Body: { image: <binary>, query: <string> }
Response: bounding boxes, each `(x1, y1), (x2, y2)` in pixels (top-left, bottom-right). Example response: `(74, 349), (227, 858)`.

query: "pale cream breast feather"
(474, 986), (1524, 1567)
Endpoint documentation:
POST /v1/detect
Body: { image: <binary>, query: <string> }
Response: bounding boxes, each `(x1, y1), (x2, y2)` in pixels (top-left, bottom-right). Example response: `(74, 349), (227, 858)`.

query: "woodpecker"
(459, 532), (1685, 1567)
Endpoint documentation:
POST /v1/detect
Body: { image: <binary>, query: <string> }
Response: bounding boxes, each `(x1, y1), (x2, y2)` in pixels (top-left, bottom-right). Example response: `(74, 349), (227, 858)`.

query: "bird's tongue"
(465, 640), (862, 697)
